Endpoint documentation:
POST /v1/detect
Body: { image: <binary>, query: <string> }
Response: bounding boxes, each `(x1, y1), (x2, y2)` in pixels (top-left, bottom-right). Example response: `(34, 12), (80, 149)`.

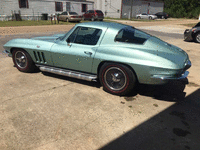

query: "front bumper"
(184, 29), (193, 41)
(3, 50), (12, 57)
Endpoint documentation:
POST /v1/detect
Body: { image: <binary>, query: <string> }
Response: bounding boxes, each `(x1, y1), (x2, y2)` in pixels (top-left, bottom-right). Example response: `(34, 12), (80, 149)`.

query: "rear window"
(96, 10), (103, 14)
(115, 27), (151, 44)
(69, 12), (78, 15)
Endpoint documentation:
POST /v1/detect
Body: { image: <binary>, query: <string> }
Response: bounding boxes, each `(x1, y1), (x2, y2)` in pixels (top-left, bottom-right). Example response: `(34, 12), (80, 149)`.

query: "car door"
(50, 26), (103, 73)
(142, 13), (148, 19)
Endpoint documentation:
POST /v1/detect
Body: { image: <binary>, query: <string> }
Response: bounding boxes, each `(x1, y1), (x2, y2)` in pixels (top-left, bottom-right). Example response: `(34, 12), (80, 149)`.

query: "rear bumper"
(151, 60), (191, 84)
(69, 18), (82, 22)
(151, 71), (189, 84)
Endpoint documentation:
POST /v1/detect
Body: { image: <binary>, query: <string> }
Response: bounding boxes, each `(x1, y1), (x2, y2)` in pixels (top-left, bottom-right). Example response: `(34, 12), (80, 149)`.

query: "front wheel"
(149, 16), (152, 20)
(194, 32), (200, 43)
(99, 63), (137, 95)
(12, 49), (36, 73)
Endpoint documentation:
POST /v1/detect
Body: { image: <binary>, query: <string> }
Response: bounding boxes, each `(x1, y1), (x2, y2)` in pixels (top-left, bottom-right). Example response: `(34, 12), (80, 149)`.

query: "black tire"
(149, 16), (152, 20)
(12, 49), (36, 73)
(100, 19), (103, 21)
(91, 17), (95, 21)
(137, 16), (141, 19)
(99, 63), (137, 95)
(194, 32), (200, 43)
(66, 18), (69, 22)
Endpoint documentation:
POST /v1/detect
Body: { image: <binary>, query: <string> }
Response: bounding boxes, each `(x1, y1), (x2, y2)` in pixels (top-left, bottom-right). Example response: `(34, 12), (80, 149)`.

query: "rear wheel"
(149, 16), (152, 20)
(91, 17), (95, 21)
(66, 18), (69, 22)
(137, 16), (141, 19)
(12, 49), (36, 73)
(194, 32), (200, 43)
(99, 63), (137, 95)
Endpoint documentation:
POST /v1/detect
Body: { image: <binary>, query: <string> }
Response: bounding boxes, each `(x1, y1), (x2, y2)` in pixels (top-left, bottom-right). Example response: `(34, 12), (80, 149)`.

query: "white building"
(0, 0), (94, 21)
(93, 0), (164, 19)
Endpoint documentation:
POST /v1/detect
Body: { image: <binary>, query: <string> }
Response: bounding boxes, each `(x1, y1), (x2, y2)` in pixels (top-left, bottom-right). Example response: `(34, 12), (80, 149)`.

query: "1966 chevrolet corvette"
(3, 22), (191, 95)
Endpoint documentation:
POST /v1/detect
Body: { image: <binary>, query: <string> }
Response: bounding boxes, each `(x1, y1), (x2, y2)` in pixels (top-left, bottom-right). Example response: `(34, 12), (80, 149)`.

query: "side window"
(115, 27), (150, 44)
(68, 27), (102, 45)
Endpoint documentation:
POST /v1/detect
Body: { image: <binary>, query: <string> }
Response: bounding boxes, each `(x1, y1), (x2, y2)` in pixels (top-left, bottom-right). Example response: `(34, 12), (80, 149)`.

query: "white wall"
(94, 0), (122, 18)
(0, 0), (94, 20)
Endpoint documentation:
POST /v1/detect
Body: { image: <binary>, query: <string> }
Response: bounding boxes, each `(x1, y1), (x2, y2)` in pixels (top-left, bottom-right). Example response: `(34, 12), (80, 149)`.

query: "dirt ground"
(0, 18), (198, 35)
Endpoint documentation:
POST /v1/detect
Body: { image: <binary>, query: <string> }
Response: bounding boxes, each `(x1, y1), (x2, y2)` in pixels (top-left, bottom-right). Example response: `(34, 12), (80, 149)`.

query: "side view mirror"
(66, 38), (71, 46)
(67, 38), (70, 43)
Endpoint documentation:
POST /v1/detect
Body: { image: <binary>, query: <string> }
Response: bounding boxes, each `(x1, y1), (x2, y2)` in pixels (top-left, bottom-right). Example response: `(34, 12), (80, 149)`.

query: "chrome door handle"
(84, 51), (92, 55)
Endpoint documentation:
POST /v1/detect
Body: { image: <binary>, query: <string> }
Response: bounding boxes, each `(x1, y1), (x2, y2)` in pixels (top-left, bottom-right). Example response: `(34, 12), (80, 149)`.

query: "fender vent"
(33, 51), (46, 63)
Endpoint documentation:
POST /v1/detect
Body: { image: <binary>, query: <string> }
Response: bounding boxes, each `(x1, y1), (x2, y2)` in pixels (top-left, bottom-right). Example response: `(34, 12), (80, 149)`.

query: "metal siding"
(122, 0), (164, 19)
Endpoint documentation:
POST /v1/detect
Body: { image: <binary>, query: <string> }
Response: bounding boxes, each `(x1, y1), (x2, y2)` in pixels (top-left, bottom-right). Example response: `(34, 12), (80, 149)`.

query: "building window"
(55, 2), (63, 12)
(19, 0), (29, 8)
(82, 4), (87, 12)
(66, 2), (71, 12)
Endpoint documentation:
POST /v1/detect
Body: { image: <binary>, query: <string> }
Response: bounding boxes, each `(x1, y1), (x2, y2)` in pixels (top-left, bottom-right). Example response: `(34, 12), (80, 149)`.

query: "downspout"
(130, 0), (133, 20)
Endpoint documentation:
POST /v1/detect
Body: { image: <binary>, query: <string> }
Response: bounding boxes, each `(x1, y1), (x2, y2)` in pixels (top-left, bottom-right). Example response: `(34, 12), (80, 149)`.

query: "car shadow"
(99, 88), (200, 150)
(41, 71), (188, 101)
(125, 80), (188, 102)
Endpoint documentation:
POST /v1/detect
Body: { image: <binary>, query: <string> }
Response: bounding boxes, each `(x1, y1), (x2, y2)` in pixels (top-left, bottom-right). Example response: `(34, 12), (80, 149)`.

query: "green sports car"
(3, 22), (191, 95)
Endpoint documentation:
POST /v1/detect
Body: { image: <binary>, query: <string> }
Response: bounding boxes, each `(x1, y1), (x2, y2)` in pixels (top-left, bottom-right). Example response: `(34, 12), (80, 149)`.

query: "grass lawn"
(0, 20), (79, 27)
(182, 23), (196, 27)
(0, 19), (116, 27)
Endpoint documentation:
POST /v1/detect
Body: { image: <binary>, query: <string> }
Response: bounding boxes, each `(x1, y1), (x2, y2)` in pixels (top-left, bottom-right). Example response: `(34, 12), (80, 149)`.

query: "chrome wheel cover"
(196, 34), (200, 43)
(15, 51), (27, 69)
(104, 67), (127, 91)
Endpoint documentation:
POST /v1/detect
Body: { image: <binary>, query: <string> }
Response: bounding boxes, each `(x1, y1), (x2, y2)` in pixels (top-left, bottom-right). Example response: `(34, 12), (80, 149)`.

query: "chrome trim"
(37, 65), (97, 81)
(152, 71), (189, 81)
(3, 50), (12, 57)
(3, 50), (9, 54)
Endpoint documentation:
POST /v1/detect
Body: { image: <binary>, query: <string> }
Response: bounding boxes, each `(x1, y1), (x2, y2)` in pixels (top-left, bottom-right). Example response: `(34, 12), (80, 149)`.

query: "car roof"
(75, 22), (129, 30)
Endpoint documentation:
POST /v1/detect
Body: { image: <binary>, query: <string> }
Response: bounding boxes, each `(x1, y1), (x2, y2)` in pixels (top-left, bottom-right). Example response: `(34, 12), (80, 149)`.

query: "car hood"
(146, 36), (189, 68)
(31, 33), (65, 42)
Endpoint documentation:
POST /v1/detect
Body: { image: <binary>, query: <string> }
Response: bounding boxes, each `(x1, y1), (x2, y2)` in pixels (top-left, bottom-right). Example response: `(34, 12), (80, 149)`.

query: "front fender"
(4, 39), (55, 65)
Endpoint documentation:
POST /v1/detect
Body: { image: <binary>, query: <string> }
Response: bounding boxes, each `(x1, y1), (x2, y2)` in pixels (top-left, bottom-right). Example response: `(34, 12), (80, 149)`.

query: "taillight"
(71, 16), (76, 18)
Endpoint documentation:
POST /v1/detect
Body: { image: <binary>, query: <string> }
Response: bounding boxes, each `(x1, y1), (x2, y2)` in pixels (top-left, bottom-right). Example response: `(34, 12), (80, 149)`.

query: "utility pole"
(130, 0), (133, 20)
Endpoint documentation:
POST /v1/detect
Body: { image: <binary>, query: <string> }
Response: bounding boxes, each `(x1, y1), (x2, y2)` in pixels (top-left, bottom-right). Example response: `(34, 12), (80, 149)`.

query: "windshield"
(59, 26), (75, 41)
(69, 12), (78, 15)
(96, 10), (103, 14)
(194, 22), (200, 27)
